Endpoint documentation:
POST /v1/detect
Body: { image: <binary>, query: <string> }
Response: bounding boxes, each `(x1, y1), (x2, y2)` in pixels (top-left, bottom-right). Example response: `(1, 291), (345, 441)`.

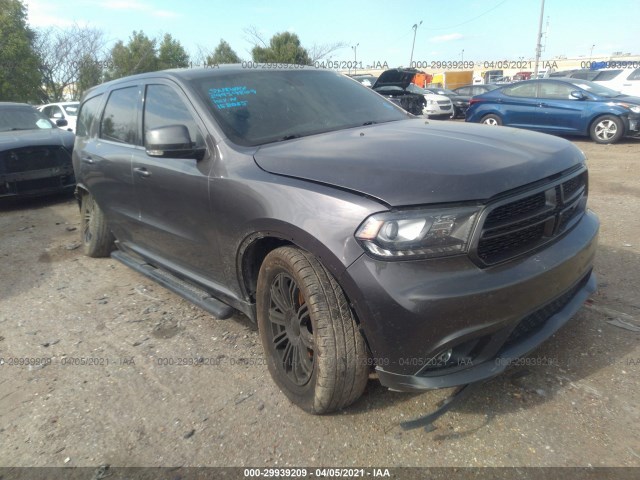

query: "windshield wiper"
(362, 121), (377, 126)
(9, 127), (31, 131)
(280, 134), (301, 141)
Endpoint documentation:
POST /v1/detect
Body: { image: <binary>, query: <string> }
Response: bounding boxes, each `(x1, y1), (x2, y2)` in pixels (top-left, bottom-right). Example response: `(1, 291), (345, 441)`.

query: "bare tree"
(308, 42), (348, 63)
(35, 24), (108, 102)
(243, 25), (268, 49)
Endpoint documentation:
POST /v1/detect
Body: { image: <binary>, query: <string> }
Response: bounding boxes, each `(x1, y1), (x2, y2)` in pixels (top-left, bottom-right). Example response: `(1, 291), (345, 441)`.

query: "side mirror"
(55, 118), (68, 127)
(145, 125), (204, 159)
(570, 90), (586, 100)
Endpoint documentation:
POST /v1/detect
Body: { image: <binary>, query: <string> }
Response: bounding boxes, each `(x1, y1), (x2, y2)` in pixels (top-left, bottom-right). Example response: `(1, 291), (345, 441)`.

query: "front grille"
(476, 171), (587, 265)
(501, 272), (590, 350)
(0, 146), (70, 174)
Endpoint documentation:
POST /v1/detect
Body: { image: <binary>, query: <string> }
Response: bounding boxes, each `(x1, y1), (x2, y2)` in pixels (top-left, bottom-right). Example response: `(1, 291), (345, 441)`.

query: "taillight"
(469, 98), (483, 106)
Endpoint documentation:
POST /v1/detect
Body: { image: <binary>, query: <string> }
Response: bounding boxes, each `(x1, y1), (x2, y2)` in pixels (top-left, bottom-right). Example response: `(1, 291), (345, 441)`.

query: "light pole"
(352, 43), (359, 75)
(589, 44), (595, 62)
(460, 49), (464, 63)
(410, 21), (422, 67)
(533, 0), (545, 78)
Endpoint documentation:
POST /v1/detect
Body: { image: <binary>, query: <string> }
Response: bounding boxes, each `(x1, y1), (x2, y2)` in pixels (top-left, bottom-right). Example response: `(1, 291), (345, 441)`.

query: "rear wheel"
(256, 246), (369, 414)
(80, 192), (115, 257)
(481, 114), (502, 126)
(590, 115), (624, 144)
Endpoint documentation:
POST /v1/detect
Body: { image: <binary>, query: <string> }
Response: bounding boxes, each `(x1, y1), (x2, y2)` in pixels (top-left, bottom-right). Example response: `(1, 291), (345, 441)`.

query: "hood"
(253, 119), (585, 207)
(0, 128), (75, 151)
(372, 69), (419, 90)
(608, 94), (640, 105)
(425, 93), (451, 102)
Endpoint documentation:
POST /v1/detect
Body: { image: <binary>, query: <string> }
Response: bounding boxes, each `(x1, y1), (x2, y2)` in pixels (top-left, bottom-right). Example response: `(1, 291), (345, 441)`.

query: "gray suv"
(73, 66), (599, 414)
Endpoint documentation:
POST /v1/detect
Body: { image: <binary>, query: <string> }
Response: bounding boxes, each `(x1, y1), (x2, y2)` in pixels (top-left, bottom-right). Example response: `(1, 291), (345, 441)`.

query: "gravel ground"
(0, 137), (639, 468)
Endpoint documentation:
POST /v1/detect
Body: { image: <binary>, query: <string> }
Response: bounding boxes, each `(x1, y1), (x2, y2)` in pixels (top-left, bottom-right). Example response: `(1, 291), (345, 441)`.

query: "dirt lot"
(1, 136), (639, 469)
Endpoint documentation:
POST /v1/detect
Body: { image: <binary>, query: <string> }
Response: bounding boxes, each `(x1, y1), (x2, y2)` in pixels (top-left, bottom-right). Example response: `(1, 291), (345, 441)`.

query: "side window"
(593, 69), (623, 81)
(627, 68), (640, 81)
(537, 82), (575, 100)
(457, 87), (470, 95)
(143, 84), (204, 148)
(52, 106), (63, 118)
(502, 83), (538, 97)
(100, 87), (139, 145)
(42, 106), (53, 117)
(76, 94), (103, 137)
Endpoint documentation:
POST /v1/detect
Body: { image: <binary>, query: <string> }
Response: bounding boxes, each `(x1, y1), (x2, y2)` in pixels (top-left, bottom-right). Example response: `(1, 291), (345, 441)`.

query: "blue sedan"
(465, 78), (640, 144)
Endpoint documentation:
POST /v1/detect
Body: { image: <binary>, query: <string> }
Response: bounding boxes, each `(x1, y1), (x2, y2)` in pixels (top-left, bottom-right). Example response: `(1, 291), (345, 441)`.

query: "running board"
(111, 250), (235, 319)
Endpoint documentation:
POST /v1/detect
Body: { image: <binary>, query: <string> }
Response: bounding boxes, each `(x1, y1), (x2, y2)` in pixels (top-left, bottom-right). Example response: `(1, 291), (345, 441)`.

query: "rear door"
(499, 82), (539, 126)
(131, 81), (223, 283)
(76, 85), (142, 243)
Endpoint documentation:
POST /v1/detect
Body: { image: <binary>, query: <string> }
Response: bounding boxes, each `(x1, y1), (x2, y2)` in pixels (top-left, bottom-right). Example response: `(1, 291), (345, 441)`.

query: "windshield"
(406, 84), (428, 94)
(62, 103), (80, 116)
(0, 107), (54, 132)
(569, 79), (622, 98)
(190, 70), (408, 146)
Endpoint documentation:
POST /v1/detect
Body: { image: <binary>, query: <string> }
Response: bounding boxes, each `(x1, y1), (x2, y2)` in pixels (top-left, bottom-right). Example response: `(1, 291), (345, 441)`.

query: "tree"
(251, 32), (311, 65)
(0, 0), (42, 102)
(244, 26), (342, 64)
(34, 24), (106, 102)
(207, 39), (241, 65)
(106, 31), (158, 80)
(158, 33), (189, 69)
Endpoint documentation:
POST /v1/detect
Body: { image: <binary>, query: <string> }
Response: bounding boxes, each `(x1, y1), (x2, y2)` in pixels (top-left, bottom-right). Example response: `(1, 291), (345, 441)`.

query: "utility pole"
(533, 0), (545, 78)
(410, 21), (422, 67)
(352, 43), (359, 75)
(589, 44), (595, 62)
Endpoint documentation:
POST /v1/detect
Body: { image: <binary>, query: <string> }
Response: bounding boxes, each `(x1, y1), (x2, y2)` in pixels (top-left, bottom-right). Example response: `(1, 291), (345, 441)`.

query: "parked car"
(38, 102), (80, 133)
(405, 84), (455, 119)
(465, 78), (640, 144)
(73, 66), (598, 414)
(349, 74), (378, 88)
(593, 68), (640, 97)
(371, 68), (453, 118)
(424, 86), (469, 118)
(0, 103), (75, 199)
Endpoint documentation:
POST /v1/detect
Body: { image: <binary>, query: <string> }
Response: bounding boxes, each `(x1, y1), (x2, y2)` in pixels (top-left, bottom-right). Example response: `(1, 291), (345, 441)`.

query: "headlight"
(355, 206), (481, 259)
(426, 99), (437, 105)
(612, 102), (640, 114)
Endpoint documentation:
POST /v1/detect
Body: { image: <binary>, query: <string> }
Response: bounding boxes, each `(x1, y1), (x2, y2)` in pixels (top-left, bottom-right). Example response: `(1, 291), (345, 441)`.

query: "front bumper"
(625, 113), (640, 136)
(340, 210), (599, 392)
(0, 165), (75, 198)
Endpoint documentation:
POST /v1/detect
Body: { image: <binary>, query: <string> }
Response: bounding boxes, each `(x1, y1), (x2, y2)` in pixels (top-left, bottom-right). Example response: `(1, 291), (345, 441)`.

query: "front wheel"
(256, 246), (369, 414)
(590, 115), (624, 144)
(480, 114), (502, 126)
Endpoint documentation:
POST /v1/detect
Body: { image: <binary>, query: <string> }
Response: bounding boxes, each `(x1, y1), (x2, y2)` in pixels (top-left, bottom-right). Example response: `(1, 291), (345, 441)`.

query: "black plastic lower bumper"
(375, 271), (596, 391)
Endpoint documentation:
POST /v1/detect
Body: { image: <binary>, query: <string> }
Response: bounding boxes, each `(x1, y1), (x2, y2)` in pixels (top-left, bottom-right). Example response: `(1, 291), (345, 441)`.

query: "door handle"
(133, 167), (151, 178)
(81, 155), (94, 164)
(538, 103), (549, 107)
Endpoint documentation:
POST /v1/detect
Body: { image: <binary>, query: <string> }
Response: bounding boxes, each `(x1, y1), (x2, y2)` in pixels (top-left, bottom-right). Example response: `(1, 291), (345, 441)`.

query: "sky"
(23, 0), (640, 67)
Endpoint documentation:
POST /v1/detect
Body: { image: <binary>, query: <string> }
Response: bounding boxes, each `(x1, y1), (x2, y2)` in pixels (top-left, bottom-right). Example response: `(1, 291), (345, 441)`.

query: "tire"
(590, 115), (624, 144)
(80, 192), (115, 258)
(256, 246), (369, 414)
(480, 114), (502, 126)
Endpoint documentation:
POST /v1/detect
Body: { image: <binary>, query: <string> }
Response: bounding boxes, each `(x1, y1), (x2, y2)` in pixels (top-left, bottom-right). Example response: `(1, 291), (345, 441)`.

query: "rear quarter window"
(76, 95), (103, 137)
